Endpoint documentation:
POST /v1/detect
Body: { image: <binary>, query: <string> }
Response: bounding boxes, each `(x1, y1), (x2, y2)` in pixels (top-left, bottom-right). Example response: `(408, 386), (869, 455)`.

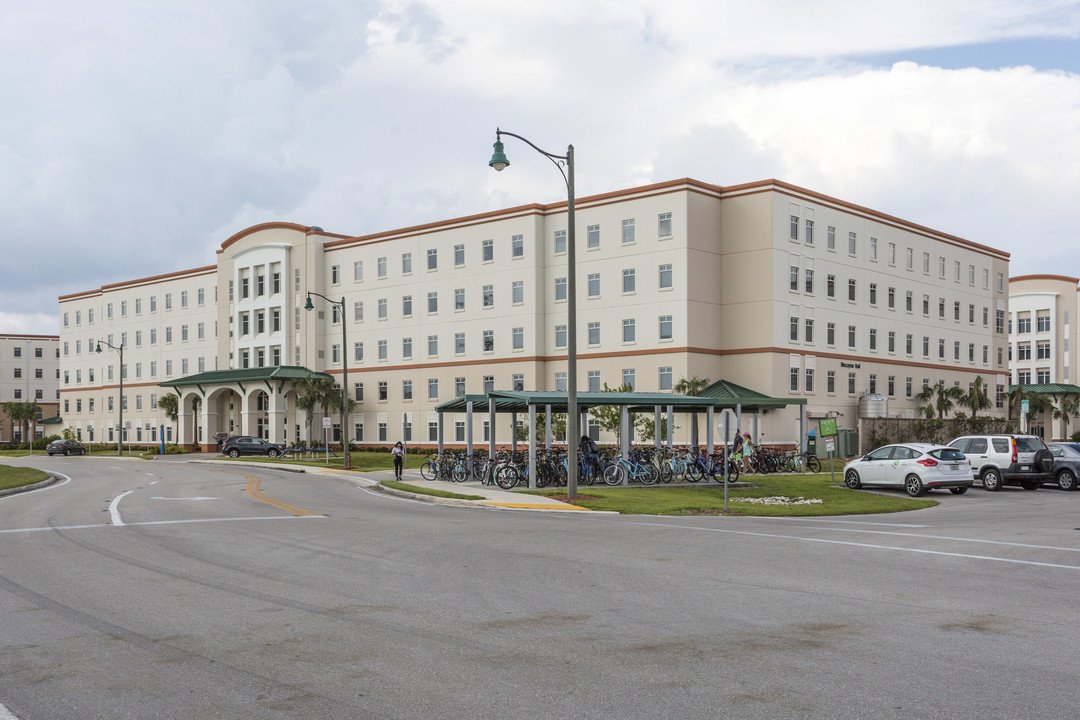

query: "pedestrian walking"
(392, 440), (405, 480)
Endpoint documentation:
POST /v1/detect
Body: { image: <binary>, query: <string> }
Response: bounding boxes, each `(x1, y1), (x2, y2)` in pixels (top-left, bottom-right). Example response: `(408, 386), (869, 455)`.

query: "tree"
(634, 413), (674, 443)
(3, 401), (41, 447)
(588, 383), (634, 441)
(520, 412), (567, 444)
(292, 374), (353, 444)
(157, 393), (179, 439)
(673, 375), (710, 447)
(1052, 394), (1080, 438)
(916, 381), (964, 420)
(1008, 386), (1052, 428)
(963, 376), (993, 418)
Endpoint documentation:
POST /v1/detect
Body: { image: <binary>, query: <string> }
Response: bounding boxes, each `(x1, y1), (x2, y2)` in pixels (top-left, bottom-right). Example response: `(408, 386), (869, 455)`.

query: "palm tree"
(157, 393), (179, 440)
(3, 401), (41, 448)
(673, 376), (710, 447)
(1052, 394), (1080, 439)
(963, 376), (993, 418)
(916, 381), (964, 420)
(292, 374), (351, 445)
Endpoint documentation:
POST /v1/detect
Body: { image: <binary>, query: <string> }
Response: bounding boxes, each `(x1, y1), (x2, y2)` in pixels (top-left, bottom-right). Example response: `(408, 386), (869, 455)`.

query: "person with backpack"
(579, 434), (600, 481)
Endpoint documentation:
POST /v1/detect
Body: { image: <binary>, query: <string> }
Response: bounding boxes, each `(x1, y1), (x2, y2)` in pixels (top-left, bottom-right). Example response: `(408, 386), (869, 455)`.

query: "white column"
(528, 405), (537, 490)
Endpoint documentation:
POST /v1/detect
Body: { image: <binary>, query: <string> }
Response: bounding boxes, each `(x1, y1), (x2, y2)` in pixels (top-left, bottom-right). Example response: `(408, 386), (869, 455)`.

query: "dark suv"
(947, 435), (1053, 491)
(220, 436), (285, 458)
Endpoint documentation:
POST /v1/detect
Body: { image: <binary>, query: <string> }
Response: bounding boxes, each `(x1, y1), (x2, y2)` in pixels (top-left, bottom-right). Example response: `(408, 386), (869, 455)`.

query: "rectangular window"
(455, 332), (465, 354)
(354, 302), (364, 322)
(805, 268), (814, 294)
(484, 376), (495, 393)
(454, 244), (465, 266)
(455, 288), (465, 310)
(483, 330), (494, 352)
(827, 275), (835, 298)
(378, 340), (387, 360)
(402, 337), (413, 359)
(790, 316), (799, 342)
(869, 237), (877, 260)
(377, 257), (387, 278)
(888, 331), (895, 352)
(790, 215), (799, 240)
(380, 382), (389, 401)
(790, 265), (799, 291)
(906, 291), (913, 312)
(555, 372), (567, 392)
(588, 322), (600, 345)
(805, 218), (814, 245)
(587, 274), (600, 298)
(869, 283), (877, 305)
(427, 248), (438, 270)
(658, 212), (672, 238)
(659, 315), (673, 340)
(456, 377), (466, 397)
(512, 327), (524, 350)
(869, 328), (877, 350)
(848, 325), (856, 349)
(848, 279), (856, 302)
(354, 342), (364, 362)
(555, 277), (567, 301)
(623, 269), (636, 293)
(623, 319), (635, 343)
(378, 298), (387, 320)
(428, 379), (438, 399)
(482, 239), (494, 262)
(848, 372), (856, 395)
(622, 219), (635, 244)
(402, 253), (412, 274)
(806, 318), (816, 343)
(827, 370), (835, 394)
(848, 232), (856, 255)
(827, 322), (835, 346)
(888, 287), (895, 309)
(587, 371), (601, 392)
(587, 225), (600, 249)
(555, 325), (567, 349)
(554, 230), (567, 254)
(352, 261), (363, 283)
(482, 285), (493, 307)
(403, 380), (413, 401)
(790, 367), (799, 392)
(805, 368), (814, 393)
(427, 291), (438, 314)
(659, 264), (672, 290)
(512, 280), (524, 304)
(512, 234), (524, 258)
(906, 334), (913, 355)
(827, 226), (836, 250)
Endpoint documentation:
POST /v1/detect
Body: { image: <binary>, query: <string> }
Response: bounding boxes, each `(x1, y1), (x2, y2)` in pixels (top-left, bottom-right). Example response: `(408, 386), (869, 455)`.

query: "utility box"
(837, 428), (859, 457)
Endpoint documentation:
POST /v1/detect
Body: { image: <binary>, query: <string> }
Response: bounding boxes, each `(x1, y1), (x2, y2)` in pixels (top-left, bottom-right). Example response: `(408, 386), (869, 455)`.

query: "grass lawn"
(213, 451), (417, 472)
(0, 464), (50, 491)
(522, 473), (938, 516)
(381, 479), (485, 500)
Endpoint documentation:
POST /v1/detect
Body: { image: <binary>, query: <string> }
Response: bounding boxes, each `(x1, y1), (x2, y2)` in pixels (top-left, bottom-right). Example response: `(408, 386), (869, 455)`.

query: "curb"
(0, 473), (59, 497)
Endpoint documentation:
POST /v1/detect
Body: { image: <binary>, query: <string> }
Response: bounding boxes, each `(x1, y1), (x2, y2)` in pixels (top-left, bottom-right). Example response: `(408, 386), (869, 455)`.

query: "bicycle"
(603, 448), (659, 486)
(791, 450), (822, 473)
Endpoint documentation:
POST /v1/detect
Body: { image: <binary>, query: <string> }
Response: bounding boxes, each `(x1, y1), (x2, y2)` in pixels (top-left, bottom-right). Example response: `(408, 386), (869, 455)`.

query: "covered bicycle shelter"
(433, 386), (807, 489)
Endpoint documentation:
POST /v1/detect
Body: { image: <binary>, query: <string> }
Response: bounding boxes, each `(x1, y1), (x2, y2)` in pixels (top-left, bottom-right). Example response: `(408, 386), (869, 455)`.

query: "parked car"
(220, 436), (285, 458)
(1047, 442), (1080, 490)
(45, 438), (87, 456)
(947, 435), (1053, 491)
(843, 443), (974, 497)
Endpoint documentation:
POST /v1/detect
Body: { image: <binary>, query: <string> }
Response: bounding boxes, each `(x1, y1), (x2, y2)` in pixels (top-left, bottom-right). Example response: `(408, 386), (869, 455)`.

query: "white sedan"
(843, 443), (975, 497)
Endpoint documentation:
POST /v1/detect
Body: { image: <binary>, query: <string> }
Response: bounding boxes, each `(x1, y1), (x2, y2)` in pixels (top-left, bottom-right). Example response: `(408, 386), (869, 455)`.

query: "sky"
(3, 0), (1080, 334)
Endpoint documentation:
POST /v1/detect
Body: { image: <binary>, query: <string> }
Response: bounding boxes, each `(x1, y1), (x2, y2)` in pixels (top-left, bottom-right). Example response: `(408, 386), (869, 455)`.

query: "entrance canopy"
(160, 366), (332, 395)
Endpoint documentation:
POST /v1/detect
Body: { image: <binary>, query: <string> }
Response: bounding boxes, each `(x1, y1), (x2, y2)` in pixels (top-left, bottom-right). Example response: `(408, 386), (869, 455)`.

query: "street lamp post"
(95, 340), (124, 456)
(304, 292), (351, 470)
(489, 128), (579, 499)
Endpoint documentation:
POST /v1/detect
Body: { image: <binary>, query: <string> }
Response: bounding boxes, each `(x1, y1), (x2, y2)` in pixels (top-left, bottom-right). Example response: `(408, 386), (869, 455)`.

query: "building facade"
(0, 334), (60, 443)
(56, 178), (1010, 450)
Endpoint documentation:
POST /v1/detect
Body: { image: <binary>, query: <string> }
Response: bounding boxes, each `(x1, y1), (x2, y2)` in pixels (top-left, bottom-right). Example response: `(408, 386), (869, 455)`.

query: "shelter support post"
(528, 405), (537, 490)
(488, 401), (496, 458)
(545, 404), (552, 448)
(466, 401), (474, 468)
(666, 404), (673, 448)
(654, 406), (661, 451)
(437, 413), (444, 455)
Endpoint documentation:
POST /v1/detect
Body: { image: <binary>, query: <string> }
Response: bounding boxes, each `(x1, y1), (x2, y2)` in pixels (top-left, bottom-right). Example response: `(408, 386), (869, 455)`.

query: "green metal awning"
(40, 415), (64, 425)
(159, 366), (333, 395)
(1008, 384), (1080, 397)
(699, 379), (805, 410)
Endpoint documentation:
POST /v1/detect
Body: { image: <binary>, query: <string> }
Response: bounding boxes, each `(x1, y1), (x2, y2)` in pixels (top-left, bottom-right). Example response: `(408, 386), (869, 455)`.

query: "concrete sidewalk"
(374, 469), (597, 512)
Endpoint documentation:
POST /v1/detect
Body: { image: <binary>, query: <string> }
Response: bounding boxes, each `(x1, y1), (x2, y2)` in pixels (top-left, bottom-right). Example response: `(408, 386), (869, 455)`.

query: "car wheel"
(228, 449), (240, 458)
(64, 449), (71, 456)
(949, 487), (968, 495)
(905, 474), (926, 497)
(1021, 481), (1040, 491)
(981, 468), (1002, 491)
(1057, 469), (1077, 491)
(267, 448), (279, 458)
(844, 469), (861, 489)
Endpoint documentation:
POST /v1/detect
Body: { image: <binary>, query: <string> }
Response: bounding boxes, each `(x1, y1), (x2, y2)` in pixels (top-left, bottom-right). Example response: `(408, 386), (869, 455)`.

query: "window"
(805, 368), (815, 392)
(888, 243), (896, 265)
(1038, 369), (1051, 384)
(454, 244), (465, 266)
(587, 371), (601, 392)
(427, 291), (438, 314)
(402, 253), (412, 274)
(848, 372), (856, 394)
(403, 380), (413, 401)
(1037, 341), (1051, 360)
(923, 336), (930, 357)
(482, 239), (494, 262)
(954, 301), (960, 321)
(354, 342), (364, 362)
(588, 322), (600, 345)
(827, 275), (835, 298)
(512, 234), (524, 258)
(354, 301), (364, 322)
(555, 277), (567, 301)
(923, 252), (931, 274)
(869, 283), (877, 305)
(427, 248), (438, 270)
(659, 315), (673, 340)
(622, 219), (635, 244)
(848, 279), (856, 302)
(380, 382), (389, 401)
(827, 371), (835, 394)
(888, 331), (895, 352)
(954, 260), (961, 281)
(402, 337), (413, 359)
(790, 316), (799, 342)
(512, 327), (524, 350)
(484, 376), (495, 393)
(870, 237), (877, 260)
(402, 295), (413, 317)
(939, 339), (946, 359)
(869, 374), (877, 393)
(659, 264), (672, 290)
(1018, 317), (1031, 333)
(332, 344), (341, 363)
(906, 334), (913, 355)
(848, 325), (856, 349)
(1017, 343), (1031, 360)
(428, 378), (438, 399)
(1037, 315), (1051, 332)
(378, 340), (387, 360)
(805, 268), (814, 294)
(455, 332), (465, 354)
(587, 225), (600, 249)
(827, 322), (835, 346)
(805, 317), (815, 343)
(969, 304), (976, 324)
(658, 212), (672, 238)
(997, 310), (1006, 334)
(555, 325), (567, 348)
(618, 268), (636, 295)
(482, 285), (493, 307)
(827, 226), (836, 250)
(456, 377), (466, 397)
(378, 298), (387, 320)
(623, 319), (635, 343)
(848, 232), (856, 255)
(121, 300), (128, 317)
(790, 367), (799, 392)
(888, 287), (895, 309)
(906, 291), (913, 312)
(939, 256), (946, 278)
(483, 330), (494, 352)
(969, 343), (976, 362)
(512, 281), (524, 304)
(455, 288), (465, 310)
(790, 265), (799, 291)
(377, 257), (387, 279)
(869, 328), (877, 350)
(554, 230), (567, 253)
(805, 219), (814, 244)
(587, 274), (600, 298)
(923, 295), (930, 316)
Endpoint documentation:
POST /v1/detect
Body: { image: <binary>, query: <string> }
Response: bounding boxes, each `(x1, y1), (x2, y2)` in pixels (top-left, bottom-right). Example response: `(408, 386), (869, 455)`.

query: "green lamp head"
(489, 138), (509, 172)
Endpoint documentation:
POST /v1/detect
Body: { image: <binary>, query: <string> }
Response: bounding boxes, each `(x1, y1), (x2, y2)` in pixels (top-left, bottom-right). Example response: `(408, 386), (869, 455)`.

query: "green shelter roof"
(159, 366), (333, 392)
(434, 386), (803, 414)
(1008, 384), (1080, 396)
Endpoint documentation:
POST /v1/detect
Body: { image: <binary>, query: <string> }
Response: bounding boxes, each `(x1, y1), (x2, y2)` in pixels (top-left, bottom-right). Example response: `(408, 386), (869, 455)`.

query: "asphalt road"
(2, 455), (1079, 719)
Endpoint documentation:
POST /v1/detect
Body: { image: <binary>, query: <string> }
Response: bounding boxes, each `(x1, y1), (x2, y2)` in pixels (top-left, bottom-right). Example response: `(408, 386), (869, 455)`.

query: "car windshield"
(929, 448), (966, 461)
(1015, 437), (1047, 452)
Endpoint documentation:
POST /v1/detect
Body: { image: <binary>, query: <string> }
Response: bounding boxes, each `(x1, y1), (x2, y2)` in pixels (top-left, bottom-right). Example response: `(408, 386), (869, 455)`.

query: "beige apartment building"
(0, 334), (60, 443)
(56, 178), (1010, 451)
(1008, 274), (1080, 438)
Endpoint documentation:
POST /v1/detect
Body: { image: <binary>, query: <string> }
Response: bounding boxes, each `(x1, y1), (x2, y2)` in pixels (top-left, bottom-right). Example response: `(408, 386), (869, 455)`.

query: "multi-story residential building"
(0, 334), (60, 443)
(57, 178), (1010, 450)
(1008, 274), (1080, 438)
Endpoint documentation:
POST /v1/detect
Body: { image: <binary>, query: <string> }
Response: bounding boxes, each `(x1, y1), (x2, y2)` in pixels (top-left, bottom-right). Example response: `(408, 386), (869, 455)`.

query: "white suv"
(947, 435), (1053, 491)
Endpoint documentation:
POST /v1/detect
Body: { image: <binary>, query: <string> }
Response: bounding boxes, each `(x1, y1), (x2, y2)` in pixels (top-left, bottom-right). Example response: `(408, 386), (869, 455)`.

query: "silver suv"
(947, 435), (1053, 491)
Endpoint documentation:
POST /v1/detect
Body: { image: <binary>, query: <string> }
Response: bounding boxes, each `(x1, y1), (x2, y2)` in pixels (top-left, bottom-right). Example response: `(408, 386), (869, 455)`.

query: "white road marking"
(637, 521), (1080, 571)
(145, 472), (154, 476)
(149, 480), (158, 485)
(108, 490), (133, 526)
(150, 496), (220, 501)
(774, 517), (929, 528)
(0, 515), (326, 535)
(0, 701), (22, 719)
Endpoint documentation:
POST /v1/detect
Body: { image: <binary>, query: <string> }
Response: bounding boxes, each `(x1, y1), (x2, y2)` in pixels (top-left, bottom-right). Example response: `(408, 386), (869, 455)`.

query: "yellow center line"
(211, 469), (323, 517)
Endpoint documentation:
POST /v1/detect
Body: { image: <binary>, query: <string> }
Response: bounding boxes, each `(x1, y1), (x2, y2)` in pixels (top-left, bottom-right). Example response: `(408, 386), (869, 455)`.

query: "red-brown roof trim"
(1009, 274), (1080, 285)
